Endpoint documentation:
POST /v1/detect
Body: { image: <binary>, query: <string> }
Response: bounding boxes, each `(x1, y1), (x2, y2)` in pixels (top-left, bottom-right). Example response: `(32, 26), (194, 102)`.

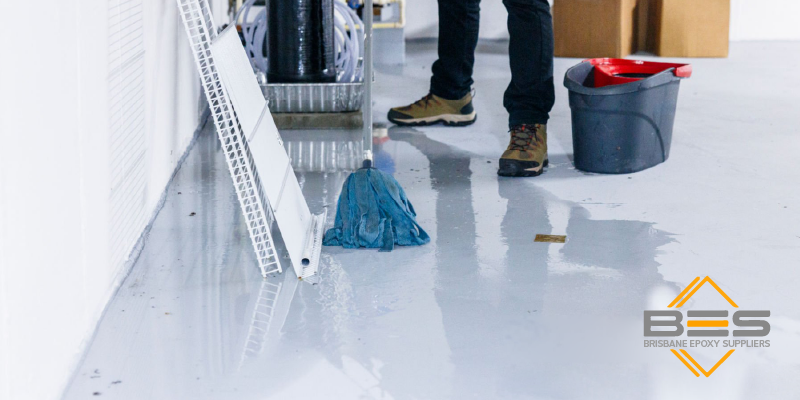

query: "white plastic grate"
(177, 0), (281, 276)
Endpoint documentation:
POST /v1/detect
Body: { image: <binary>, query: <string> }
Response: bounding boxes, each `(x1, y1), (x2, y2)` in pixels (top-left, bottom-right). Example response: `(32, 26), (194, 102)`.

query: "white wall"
(0, 1), (225, 399)
(404, 0), (800, 41)
(729, 0), (800, 41)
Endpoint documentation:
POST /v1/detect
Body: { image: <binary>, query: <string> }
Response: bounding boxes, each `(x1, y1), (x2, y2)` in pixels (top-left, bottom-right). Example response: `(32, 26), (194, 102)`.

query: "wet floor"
(63, 42), (800, 399)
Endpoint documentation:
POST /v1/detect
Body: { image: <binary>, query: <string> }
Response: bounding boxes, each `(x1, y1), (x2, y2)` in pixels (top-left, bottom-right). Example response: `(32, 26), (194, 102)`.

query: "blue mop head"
(323, 160), (430, 251)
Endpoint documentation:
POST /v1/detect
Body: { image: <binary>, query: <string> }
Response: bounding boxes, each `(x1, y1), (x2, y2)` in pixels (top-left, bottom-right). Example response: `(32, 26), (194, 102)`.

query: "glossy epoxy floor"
(64, 42), (800, 399)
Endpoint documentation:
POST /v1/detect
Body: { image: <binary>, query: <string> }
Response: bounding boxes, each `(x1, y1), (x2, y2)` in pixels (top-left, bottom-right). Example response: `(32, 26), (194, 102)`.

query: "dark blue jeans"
(429, 0), (555, 127)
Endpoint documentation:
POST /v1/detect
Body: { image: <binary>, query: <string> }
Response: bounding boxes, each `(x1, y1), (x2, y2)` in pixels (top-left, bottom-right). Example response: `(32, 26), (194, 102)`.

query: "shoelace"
(404, 93), (439, 110)
(507, 125), (541, 151)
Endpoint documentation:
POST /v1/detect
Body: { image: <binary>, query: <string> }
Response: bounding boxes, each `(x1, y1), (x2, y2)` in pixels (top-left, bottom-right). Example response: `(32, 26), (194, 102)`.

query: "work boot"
(497, 124), (548, 177)
(387, 93), (476, 126)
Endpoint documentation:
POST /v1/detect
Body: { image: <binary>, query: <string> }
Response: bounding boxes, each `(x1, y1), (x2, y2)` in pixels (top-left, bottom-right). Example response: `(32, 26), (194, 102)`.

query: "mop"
(322, 0), (429, 251)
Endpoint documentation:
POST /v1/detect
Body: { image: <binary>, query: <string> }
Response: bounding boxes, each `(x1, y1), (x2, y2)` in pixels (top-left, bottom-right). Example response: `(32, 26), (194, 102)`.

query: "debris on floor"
(534, 234), (567, 243)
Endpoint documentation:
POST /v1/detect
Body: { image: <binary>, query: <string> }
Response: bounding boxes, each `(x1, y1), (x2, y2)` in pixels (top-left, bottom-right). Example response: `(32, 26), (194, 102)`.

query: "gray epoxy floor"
(64, 42), (800, 399)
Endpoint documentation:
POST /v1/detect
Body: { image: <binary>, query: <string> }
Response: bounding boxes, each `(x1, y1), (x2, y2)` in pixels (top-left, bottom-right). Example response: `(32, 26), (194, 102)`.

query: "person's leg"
(387, 0), (479, 126)
(502, 0), (555, 127)
(430, 0), (481, 100)
(496, 0), (553, 177)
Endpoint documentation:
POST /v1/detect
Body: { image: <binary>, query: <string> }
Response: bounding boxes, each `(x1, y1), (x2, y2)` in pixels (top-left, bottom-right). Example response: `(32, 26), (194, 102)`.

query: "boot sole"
(497, 158), (549, 177)
(388, 113), (477, 127)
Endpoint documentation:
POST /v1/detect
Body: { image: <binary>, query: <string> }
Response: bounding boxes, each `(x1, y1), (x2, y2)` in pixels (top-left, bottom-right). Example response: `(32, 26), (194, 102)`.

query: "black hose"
(267, 0), (336, 83)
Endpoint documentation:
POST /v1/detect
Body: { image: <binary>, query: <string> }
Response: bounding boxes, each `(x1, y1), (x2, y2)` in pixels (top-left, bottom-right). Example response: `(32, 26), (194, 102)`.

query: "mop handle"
(362, 0), (374, 164)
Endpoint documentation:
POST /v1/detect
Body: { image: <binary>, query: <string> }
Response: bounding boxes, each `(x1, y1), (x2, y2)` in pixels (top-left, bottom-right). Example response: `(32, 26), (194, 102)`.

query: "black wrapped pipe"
(268, 0), (336, 83)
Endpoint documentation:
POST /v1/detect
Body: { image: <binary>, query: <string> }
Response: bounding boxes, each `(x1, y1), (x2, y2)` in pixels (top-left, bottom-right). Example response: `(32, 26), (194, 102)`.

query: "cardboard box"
(553, 0), (638, 58)
(634, 0), (657, 53)
(653, 0), (730, 57)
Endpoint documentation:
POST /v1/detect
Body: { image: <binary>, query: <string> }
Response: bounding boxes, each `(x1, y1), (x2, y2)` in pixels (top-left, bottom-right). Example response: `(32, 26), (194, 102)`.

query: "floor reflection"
(63, 123), (685, 400)
(283, 130), (362, 173)
(63, 40), (800, 399)
(389, 127), (679, 399)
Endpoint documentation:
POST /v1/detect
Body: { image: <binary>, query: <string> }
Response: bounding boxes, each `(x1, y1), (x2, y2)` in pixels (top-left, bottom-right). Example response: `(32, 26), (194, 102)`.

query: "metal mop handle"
(362, 0), (374, 167)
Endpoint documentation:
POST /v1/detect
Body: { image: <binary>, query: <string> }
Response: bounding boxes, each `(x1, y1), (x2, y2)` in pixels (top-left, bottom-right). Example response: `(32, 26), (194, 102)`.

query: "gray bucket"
(564, 61), (688, 174)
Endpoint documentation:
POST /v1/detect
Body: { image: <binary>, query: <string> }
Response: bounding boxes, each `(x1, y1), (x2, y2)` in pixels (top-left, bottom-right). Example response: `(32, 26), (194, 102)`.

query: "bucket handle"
(674, 64), (692, 78)
(586, 58), (692, 78)
(565, 66), (679, 96)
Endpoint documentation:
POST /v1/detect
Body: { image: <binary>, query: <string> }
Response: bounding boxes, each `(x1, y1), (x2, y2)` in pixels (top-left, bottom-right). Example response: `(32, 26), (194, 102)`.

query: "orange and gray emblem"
(643, 276), (770, 377)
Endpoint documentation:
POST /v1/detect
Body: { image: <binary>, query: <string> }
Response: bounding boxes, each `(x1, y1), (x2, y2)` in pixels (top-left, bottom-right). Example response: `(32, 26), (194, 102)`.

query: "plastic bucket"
(564, 58), (691, 174)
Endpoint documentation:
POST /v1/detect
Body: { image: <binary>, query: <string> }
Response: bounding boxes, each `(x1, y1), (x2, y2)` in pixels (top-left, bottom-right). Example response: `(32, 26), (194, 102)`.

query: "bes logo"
(643, 276), (770, 377)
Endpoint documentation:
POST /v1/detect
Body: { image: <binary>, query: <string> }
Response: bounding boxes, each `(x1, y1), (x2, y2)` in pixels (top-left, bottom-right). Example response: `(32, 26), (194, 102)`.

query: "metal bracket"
(300, 209), (328, 283)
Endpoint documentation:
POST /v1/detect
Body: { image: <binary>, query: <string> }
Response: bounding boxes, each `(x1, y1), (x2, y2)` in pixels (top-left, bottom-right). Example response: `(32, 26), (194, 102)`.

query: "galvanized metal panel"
(262, 83), (363, 113)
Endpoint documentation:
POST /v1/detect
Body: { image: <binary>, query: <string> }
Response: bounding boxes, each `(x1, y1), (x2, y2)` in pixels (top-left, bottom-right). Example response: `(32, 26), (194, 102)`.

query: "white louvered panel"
(108, 0), (146, 268)
(108, 0), (144, 74)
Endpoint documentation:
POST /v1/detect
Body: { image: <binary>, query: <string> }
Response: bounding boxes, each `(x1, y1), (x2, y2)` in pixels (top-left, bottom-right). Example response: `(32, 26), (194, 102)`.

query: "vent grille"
(108, 0), (147, 268)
